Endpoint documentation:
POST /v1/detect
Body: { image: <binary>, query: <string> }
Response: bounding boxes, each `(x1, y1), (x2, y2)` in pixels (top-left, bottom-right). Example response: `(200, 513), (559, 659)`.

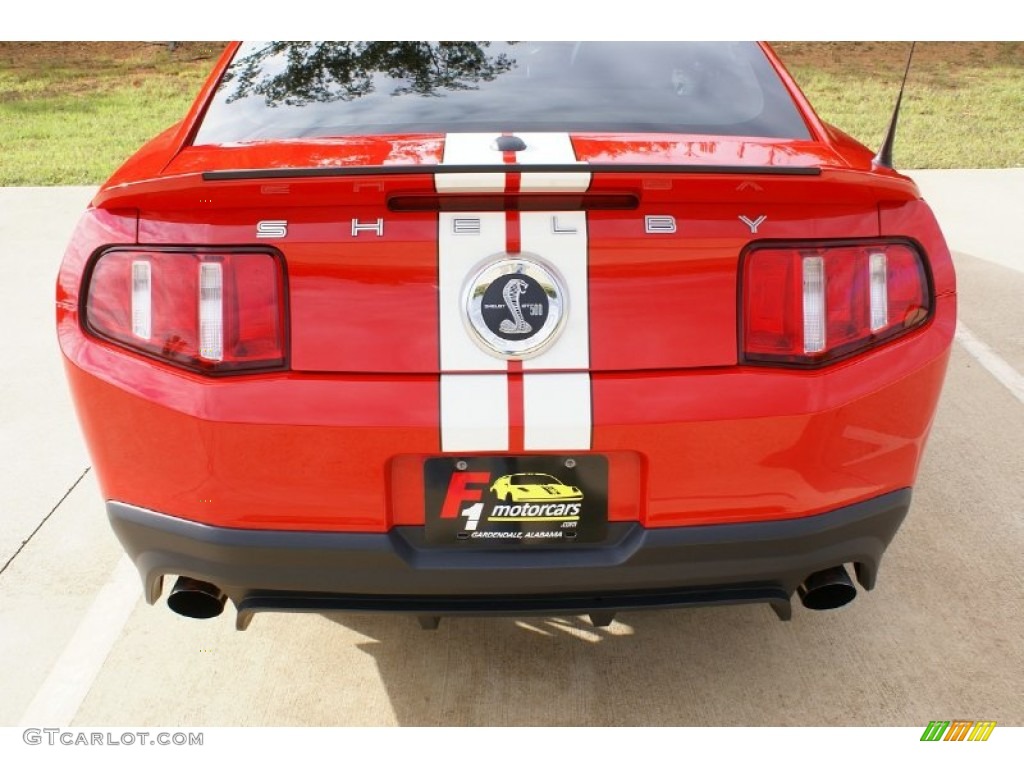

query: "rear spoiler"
(202, 164), (823, 182)
(94, 165), (923, 211)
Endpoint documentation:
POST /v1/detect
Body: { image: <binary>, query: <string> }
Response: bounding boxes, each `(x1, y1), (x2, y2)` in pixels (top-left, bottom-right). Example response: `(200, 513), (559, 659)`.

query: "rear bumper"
(110, 489), (910, 628)
(64, 322), (952, 532)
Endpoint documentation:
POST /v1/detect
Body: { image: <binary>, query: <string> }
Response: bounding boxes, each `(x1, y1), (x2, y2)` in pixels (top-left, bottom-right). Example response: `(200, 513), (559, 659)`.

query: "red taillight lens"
(742, 241), (930, 366)
(85, 248), (286, 373)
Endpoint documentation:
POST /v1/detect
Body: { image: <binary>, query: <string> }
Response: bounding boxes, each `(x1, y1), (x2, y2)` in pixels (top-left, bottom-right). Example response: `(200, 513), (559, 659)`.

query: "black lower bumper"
(108, 489), (911, 629)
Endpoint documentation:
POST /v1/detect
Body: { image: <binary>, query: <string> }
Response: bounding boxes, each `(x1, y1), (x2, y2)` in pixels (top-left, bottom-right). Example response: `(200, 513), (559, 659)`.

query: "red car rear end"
(57, 42), (955, 629)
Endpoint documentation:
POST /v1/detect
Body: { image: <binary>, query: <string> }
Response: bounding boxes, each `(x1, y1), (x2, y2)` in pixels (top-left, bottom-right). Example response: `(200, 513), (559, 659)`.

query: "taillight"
(84, 248), (286, 373)
(742, 241), (930, 366)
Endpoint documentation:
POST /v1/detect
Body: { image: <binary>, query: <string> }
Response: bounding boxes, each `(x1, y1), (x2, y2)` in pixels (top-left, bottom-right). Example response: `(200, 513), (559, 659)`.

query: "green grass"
(0, 41), (1022, 186)
(775, 41), (1024, 169)
(2, 80), (200, 185)
(0, 42), (222, 185)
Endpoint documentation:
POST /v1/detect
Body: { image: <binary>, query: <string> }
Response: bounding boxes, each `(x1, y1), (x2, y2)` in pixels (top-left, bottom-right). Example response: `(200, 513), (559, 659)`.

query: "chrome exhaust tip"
(167, 576), (227, 619)
(797, 565), (857, 611)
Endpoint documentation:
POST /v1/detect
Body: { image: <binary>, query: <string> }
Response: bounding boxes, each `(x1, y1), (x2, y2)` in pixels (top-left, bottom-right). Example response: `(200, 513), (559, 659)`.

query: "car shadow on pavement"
(325, 604), (863, 726)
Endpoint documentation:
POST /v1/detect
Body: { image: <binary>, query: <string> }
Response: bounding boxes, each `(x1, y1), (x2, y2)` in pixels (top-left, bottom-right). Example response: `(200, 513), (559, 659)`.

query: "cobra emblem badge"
(499, 279), (533, 335)
(464, 255), (567, 359)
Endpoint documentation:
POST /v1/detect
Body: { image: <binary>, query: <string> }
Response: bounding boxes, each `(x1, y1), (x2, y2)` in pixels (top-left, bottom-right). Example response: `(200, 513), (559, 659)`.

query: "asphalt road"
(1, 171), (1022, 727)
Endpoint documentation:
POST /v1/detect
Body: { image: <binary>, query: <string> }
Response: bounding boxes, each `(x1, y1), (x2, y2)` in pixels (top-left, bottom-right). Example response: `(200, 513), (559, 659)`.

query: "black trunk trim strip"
(202, 164), (823, 182)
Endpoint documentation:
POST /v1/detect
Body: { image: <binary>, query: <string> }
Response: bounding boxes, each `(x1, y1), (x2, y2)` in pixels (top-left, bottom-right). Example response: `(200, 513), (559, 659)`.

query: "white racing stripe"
(520, 211), (589, 371)
(440, 374), (509, 452)
(520, 209), (592, 450)
(435, 133), (505, 193)
(438, 212), (507, 372)
(437, 133), (592, 452)
(437, 136), (509, 452)
(19, 554), (140, 726)
(524, 373), (592, 450)
(514, 132), (591, 192)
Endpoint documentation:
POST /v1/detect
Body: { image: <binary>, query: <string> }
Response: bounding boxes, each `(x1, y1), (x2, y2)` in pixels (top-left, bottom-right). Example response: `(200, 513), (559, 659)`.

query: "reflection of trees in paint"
(223, 42), (517, 106)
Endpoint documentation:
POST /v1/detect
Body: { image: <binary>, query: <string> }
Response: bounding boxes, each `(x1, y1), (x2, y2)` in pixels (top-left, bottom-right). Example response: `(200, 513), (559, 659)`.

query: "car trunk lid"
(102, 133), (918, 375)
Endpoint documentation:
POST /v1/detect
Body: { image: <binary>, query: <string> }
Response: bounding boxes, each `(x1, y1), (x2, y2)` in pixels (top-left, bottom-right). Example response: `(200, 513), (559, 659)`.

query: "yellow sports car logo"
(489, 473), (584, 503)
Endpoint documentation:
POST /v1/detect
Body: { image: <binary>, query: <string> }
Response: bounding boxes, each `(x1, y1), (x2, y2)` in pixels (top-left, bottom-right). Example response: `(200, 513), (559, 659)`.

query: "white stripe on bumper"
(440, 374), (509, 452)
(523, 372), (592, 450)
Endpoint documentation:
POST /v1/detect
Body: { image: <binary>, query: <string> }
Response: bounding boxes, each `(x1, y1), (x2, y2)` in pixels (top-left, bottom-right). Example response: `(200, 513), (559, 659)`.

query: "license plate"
(424, 455), (608, 546)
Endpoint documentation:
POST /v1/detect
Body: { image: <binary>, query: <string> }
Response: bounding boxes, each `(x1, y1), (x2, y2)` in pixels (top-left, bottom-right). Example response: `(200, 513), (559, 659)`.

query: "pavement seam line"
(955, 321), (1024, 406)
(0, 466), (91, 578)
(17, 554), (141, 726)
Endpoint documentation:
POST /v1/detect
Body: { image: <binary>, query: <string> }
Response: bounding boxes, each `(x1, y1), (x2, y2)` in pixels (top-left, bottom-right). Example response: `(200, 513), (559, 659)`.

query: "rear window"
(193, 41), (811, 144)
